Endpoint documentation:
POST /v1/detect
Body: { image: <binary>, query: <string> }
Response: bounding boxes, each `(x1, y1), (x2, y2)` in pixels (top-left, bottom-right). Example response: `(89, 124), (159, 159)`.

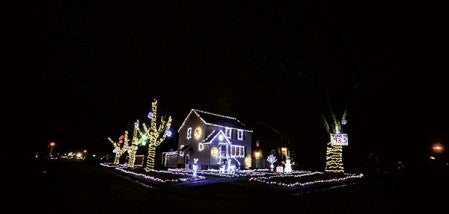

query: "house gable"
(177, 109), (207, 151)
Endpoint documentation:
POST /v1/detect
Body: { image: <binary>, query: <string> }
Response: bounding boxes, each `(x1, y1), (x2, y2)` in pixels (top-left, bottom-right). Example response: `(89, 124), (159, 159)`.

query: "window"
(187, 127), (192, 139)
(225, 127), (232, 138)
(237, 130), (243, 140)
(198, 143), (204, 151)
(230, 145), (245, 158)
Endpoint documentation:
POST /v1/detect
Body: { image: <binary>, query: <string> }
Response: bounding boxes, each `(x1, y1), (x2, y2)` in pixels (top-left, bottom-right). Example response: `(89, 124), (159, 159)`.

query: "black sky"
(8, 1), (448, 170)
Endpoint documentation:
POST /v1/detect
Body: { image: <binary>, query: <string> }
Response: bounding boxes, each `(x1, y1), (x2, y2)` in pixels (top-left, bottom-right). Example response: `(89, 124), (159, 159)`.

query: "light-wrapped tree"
(142, 99), (172, 171)
(127, 120), (143, 168)
(108, 131), (129, 165)
(323, 102), (346, 173)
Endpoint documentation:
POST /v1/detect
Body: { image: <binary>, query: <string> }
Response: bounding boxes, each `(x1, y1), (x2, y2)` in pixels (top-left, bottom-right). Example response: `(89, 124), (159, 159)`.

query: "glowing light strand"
(250, 173), (363, 188)
(178, 109), (253, 133)
(100, 164), (205, 182)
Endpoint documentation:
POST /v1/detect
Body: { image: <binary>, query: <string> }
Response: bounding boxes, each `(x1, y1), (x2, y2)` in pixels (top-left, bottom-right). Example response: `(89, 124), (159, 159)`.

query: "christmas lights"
(142, 99), (172, 171)
(192, 158), (199, 178)
(127, 120), (142, 168)
(101, 163), (205, 182)
(194, 127), (202, 140)
(178, 109), (253, 133)
(107, 131), (129, 165)
(249, 172), (363, 188)
(197, 130), (216, 151)
(267, 154), (277, 172)
(237, 129), (243, 140)
(322, 105), (347, 173)
(284, 159), (292, 173)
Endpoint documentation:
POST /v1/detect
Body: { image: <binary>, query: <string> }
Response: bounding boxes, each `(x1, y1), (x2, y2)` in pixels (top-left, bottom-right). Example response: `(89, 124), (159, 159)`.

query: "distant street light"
(432, 143), (444, 154)
(49, 142), (56, 159)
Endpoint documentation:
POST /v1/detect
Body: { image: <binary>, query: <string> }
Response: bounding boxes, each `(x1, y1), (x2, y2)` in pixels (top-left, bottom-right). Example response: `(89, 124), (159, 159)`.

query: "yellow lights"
(194, 127), (202, 140)
(144, 99), (172, 172)
(108, 131), (129, 165)
(49, 142), (56, 147)
(244, 156), (252, 169)
(254, 151), (261, 160)
(76, 153), (82, 158)
(211, 147), (219, 157)
(432, 143), (444, 154)
(325, 142), (344, 173)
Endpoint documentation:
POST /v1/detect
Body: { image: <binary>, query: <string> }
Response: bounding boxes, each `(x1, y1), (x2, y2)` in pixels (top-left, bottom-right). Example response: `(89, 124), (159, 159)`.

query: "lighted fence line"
(252, 171), (324, 181)
(250, 173), (363, 188)
(101, 163), (205, 183)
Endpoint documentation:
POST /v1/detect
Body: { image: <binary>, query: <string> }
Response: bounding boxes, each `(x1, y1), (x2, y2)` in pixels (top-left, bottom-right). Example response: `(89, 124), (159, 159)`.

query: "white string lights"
(250, 172), (363, 188)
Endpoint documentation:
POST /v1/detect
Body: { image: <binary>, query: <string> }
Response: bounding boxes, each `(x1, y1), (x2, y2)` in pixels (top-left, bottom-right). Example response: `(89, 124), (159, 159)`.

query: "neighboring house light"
(225, 127), (232, 138)
(237, 129), (243, 140)
(187, 127), (192, 139)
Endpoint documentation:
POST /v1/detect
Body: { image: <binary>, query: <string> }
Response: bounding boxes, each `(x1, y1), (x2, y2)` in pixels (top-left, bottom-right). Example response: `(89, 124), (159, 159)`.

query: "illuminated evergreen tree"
(142, 99), (172, 171)
(108, 131), (129, 165)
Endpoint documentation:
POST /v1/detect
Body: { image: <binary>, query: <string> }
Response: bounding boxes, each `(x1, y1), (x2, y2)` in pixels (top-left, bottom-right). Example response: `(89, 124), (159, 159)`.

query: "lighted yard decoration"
(267, 154), (277, 172)
(192, 158), (199, 179)
(322, 103), (348, 173)
(108, 131), (129, 165)
(142, 99), (172, 171)
(284, 158), (292, 173)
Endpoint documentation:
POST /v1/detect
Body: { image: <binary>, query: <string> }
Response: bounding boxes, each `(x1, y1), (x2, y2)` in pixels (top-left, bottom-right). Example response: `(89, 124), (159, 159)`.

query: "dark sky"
(9, 1), (448, 170)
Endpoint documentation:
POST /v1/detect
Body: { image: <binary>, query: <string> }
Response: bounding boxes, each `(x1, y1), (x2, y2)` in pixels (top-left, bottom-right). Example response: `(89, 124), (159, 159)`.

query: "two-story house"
(166, 109), (252, 171)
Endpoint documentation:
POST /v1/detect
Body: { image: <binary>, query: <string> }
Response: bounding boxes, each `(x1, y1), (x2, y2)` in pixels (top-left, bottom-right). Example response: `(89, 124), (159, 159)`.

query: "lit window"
(194, 127), (202, 140)
(187, 127), (192, 139)
(198, 143), (204, 151)
(237, 130), (243, 140)
(225, 128), (231, 138)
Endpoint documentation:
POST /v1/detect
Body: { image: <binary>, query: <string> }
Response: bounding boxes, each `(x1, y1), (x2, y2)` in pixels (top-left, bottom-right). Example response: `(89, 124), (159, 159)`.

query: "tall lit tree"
(143, 99), (172, 171)
(127, 120), (143, 168)
(108, 131), (129, 165)
(323, 96), (346, 173)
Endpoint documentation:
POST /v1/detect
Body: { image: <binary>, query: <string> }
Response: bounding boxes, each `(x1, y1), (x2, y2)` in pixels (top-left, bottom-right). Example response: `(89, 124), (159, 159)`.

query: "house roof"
(194, 109), (246, 129)
(178, 109), (253, 132)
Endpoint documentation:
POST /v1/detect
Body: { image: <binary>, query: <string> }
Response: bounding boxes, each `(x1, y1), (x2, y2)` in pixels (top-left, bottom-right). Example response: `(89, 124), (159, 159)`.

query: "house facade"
(170, 109), (252, 171)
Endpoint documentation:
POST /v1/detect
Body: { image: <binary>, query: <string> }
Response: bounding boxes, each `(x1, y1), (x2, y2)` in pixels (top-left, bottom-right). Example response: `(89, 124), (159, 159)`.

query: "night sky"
(9, 1), (448, 170)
